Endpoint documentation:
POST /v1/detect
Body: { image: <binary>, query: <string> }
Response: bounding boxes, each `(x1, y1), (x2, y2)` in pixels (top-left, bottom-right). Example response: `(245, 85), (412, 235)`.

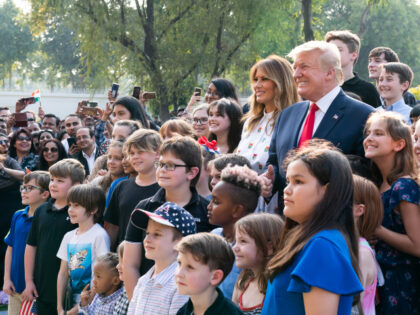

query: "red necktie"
(298, 103), (319, 147)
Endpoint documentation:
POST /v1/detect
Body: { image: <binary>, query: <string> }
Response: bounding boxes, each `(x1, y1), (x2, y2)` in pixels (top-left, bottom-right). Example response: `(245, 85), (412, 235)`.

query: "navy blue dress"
(261, 230), (362, 315)
(376, 177), (420, 314)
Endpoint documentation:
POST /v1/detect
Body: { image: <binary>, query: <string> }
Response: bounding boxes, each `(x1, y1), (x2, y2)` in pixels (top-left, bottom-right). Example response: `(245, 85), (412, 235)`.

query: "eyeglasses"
(27, 118), (35, 122)
(40, 135), (53, 141)
(43, 147), (58, 153)
(154, 161), (189, 171)
(0, 140), (8, 145)
(20, 185), (43, 193)
(17, 136), (31, 142)
(192, 118), (208, 125)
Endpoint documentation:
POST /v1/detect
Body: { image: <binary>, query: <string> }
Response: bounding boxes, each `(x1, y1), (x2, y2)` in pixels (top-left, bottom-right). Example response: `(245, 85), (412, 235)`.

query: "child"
(352, 175), (383, 315)
(113, 242), (129, 315)
(196, 140), (219, 199)
(104, 129), (161, 250)
(208, 165), (262, 299)
(3, 171), (50, 315)
(175, 233), (243, 315)
(414, 120), (420, 167)
(363, 111), (420, 314)
(56, 184), (110, 314)
(127, 202), (195, 314)
(208, 154), (251, 189)
(232, 213), (283, 315)
(261, 146), (363, 314)
(22, 159), (85, 314)
(79, 253), (124, 314)
(378, 62), (414, 125)
(409, 104), (420, 133)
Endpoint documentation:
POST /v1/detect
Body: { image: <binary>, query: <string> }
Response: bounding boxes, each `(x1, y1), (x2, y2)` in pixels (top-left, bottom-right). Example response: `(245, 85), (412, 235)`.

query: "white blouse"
(237, 111), (275, 174)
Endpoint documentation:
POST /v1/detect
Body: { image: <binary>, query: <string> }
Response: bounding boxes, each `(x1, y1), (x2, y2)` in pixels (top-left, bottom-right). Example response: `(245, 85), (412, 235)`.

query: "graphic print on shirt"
(67, 243), (92, 293)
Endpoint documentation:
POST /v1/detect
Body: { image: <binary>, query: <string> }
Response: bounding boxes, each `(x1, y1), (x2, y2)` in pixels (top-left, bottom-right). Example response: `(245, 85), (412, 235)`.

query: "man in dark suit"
(71, 127), (101, 176)
(261, 41), (374, 204)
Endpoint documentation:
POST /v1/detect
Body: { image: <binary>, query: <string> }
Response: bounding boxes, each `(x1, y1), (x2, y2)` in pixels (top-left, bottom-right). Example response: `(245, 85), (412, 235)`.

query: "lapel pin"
(333, 114), (339, 120)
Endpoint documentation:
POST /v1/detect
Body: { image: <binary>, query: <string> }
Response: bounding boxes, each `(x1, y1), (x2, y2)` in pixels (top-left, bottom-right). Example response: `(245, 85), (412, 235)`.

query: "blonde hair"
(160, 119), (196, 140)
(245, 55), (299, 134)
(125, 129), (162, 153)
(288, 41), (343, 85)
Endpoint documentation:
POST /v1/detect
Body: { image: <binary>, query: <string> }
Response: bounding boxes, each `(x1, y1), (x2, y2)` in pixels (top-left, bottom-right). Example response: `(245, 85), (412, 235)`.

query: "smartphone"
(132, 86), (141, 99)
(143, 92), (156, 100)
(13, 113), (28, 127)
(88, 101), (98, 108)
(21, 97), (36, 105)
(111, 83), (119, 98)
(81, 107), (99, 116)
(194, 87), (202, 96)
(67, 137), (76, 147)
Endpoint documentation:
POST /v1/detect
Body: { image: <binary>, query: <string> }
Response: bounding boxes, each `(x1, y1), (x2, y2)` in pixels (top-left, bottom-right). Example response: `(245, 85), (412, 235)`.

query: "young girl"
(262, 146), (363, 315)
(79, 253), (124, 314)
(208, 98), (243, 154)
(363, 111), (420, 314)
(56, 184), (110, 315)
(113, 242), (129, 315)
(196, 139), (219, 198)
(232, 213), (283, 315)
(353, 175), (383, 315)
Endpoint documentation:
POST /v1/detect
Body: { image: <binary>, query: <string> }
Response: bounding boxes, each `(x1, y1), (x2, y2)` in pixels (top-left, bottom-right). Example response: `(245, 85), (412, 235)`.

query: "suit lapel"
(313, 91), (346, 139)
(292, 102), (310, 147)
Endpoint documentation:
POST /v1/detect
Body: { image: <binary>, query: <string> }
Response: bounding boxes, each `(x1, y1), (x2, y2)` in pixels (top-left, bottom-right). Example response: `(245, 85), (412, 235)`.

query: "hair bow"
(198, 136), (219, 154)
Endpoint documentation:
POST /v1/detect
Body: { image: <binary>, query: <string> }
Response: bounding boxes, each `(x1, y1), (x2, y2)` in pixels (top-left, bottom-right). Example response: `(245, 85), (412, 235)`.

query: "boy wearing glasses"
(3, 171), (50, 314)
(122, 136), (213, 299)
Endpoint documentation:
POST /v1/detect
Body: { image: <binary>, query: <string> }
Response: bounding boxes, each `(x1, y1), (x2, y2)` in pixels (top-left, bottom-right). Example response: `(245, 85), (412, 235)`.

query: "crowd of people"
(0, 29), (419, 315)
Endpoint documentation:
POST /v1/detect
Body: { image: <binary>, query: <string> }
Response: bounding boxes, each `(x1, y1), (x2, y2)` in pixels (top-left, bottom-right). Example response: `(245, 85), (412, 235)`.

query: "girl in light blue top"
(262, 141), (363, 315)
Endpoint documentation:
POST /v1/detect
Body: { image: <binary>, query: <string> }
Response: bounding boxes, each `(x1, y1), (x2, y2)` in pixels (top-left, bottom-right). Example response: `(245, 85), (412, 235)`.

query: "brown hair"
(23, 171), (50, 191)
(235, 213), (283, 294)
(365, 111), (418, 185)
(176, 233), (234, 283)
(125, 129), (162, 154)
(160, 119), (196, 140)
(160, 136), (202, 187)
(382, 62), (414, 92)
(368, 47), (399, 62)
(67, 184), (105, 223)
(325, 30), (360, 63)
(49, 158), (85, 183)
(97, 141), (125, 192)
(245, 55), (299, 135)
(353, 175), (383, 239)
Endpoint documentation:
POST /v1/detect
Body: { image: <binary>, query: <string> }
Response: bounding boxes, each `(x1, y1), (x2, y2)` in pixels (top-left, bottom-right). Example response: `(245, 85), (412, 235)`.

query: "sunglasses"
(0, 140), (8, 145)
(17, 136), (31, 142)
(43, 147), (58, 153)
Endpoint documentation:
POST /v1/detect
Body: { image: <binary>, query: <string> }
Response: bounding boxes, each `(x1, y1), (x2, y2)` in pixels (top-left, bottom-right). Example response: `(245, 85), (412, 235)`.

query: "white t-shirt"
(57, 223), (110, 294)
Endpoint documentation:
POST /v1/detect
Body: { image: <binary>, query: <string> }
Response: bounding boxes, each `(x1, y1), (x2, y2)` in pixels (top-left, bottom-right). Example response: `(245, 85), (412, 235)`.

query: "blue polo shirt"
(4, 207), (34, 293)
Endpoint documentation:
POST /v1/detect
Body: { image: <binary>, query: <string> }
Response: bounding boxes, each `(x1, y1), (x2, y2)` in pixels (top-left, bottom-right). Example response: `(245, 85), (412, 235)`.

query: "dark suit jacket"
(70, 147), (101, 176)
(267, 89), (375, 197)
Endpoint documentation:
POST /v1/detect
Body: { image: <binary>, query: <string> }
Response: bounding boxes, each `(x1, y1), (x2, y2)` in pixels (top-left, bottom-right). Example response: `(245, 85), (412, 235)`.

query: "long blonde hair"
(244, 55), (299, 134)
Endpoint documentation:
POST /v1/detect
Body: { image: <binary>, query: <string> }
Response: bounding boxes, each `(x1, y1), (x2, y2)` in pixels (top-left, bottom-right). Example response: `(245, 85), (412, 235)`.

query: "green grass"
(0, 304), (7, 311)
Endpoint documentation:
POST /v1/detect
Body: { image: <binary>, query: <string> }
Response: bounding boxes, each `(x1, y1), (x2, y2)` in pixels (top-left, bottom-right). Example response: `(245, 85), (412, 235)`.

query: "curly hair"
(221, 165), (262, 196)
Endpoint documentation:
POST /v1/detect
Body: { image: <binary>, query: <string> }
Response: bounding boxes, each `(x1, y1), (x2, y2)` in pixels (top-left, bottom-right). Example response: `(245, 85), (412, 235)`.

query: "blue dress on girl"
(376, 177), (420, 314)
(261, 230), (362, 315)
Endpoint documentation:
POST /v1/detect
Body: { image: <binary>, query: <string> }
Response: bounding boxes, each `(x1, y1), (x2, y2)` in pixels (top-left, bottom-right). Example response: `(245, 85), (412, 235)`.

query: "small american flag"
(19, 300), (37, 315)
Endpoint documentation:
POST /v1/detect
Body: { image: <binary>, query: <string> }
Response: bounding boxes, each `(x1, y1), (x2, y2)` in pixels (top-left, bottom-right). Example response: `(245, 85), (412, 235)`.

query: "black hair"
(43, 114), (60, 126)
(210, 78), (239, 103)
(9, 128), (35, 158)
(37, 139), (68, 171)
(410, 104), (420, 118)
(114, 96), (150, 128)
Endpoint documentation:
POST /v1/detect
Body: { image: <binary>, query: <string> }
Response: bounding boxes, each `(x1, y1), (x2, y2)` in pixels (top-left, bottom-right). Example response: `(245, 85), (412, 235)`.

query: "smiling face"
(128, 146), (157, 175)
(122, 149), (135, 175)
(233, 228), (262, 271)
(207, 181), (236, 226)
(208, 105), (231, 136)
(76, 128), (94, 152)
(414, 122), (420, 166)
(42, 141), (59, 165)
(112, 104), (131, 123)
(156, 152), (193, 190)
(378, 69), (408, 106)
(192, 109), (209, 138)
(14, 132), (32, 154)
(252, 67), (276, 110)
(0, 136), (9, 154)
(107, 146), (124, 177)
(42, 117), (58, 132)
(283, 159), (326, 224)
(112, 125), (131, 142)
(368, 53), (387, 80)
(204, 83), (220, 104)
(21, 179), (46, 206)
(64, 116), (81, 137)
(143, 220), (179, 261)
(49, 175), (73, 201)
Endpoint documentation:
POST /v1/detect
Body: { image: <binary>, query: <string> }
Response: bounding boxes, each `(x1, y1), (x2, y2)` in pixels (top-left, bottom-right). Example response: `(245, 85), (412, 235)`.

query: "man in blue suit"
(261, 41), (374, 205)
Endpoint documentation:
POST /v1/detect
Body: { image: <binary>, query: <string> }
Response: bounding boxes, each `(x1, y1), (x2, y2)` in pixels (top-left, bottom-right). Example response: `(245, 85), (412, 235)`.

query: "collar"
(311, 85), (341, 114)
(46, 199), (68, 213)
(147, 260), (178, 287)
(205, 288), (225, 313)
(150, 187), (200, 207)
(82, 145), (97, 159)
(97, 286), (124, 304)
(383, 98), (406, 111)
(22, 206), (32, 218)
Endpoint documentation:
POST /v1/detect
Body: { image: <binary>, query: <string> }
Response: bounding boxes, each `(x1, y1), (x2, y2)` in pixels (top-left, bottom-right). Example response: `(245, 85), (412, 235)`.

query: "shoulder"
(11, 208), (27, 220)
(304, 230), (347, 252)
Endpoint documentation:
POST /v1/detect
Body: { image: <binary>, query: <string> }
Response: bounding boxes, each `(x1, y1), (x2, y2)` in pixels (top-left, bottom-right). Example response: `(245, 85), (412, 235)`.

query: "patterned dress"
(376, 177), (420, 314)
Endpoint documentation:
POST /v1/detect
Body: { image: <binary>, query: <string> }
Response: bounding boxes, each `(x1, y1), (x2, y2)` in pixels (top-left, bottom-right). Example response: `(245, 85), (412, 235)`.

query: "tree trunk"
(302, 0), (314, 42)
(358, 4), (372, 38)
(8, 65), (12, 89)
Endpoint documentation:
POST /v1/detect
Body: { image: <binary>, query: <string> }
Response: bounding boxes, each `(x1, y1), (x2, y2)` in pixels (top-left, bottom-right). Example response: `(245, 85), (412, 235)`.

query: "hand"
(0, 161), (4, 171)
(68, 144), (80, 156)
(6, 115), (15, 129)
(260, 165), (275, 198)
(76, 101), (86, 117)
(21, 281), (38, 301)
(15, 99), (27, 113)
(97, 169), (107, 177)
(3, 279), (15, 296)
(107, 90), (119, 103)
(101, 103), (113, 121)
(66, 306), (79, 315)
(38, 106), (45, 120)
(187, 93), (201, 108)
(80, 284), (95, 307)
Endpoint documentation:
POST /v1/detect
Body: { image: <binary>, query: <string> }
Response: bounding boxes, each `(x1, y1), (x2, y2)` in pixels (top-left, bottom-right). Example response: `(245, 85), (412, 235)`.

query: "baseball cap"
(130, 202), (196, 236)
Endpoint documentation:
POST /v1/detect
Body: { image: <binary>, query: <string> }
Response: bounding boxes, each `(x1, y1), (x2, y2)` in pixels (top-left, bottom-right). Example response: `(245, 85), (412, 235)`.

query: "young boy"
(22, 158), (85, 315)
(378, 62), (414, 124)
(123, 136), (212, 299)
(56, 184), (110, 314)
(3, 171), (50, 315)
(207, 165), (262, 299)
(127, 202), (196, 315)
(104, 129), (162, 249)
(175, 233), (243, 315)
(325, 30), (380, 108)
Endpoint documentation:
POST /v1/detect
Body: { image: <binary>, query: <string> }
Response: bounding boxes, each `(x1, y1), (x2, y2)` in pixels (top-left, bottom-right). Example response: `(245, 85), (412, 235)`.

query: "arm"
(104, 222), (119, 252)
(375, 200), (420, 257)
(123, 242), (141, 300)
(303, 286), (340, 315)
(3, 246), (15, 296)
(22, 245), (38, 301)
(0, 162), (25, 180)
(57, 260), (69, 315)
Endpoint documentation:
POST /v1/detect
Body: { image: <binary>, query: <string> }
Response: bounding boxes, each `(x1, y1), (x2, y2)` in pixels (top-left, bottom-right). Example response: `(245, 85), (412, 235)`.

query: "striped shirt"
(79, 286), (124, 315)
(128, 261), (188, 315)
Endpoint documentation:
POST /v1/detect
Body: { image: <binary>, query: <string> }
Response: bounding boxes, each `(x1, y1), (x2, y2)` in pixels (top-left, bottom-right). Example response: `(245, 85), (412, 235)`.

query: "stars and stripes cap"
(130, 202), (196, 236)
